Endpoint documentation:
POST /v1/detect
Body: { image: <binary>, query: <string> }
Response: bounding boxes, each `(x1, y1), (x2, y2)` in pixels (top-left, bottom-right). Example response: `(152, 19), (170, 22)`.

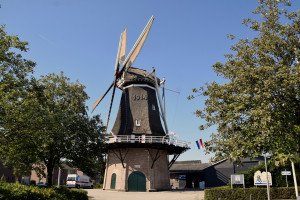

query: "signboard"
(254, 171), (272, 186)
(281, 171), (291, 187)
(281, 171), (291, 176)
(231, 174), (245, 188)
(231, 175), (244, 184)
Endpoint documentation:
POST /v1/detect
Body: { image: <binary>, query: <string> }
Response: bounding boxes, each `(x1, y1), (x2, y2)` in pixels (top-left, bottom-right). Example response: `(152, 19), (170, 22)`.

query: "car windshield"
(67, 177), (75, 181)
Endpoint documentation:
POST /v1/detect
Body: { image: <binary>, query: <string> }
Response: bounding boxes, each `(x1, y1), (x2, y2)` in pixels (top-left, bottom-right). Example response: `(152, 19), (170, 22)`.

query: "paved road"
(85, 189), (204, 200)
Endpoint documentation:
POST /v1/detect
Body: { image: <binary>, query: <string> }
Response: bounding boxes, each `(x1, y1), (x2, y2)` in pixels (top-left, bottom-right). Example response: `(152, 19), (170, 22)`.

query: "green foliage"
(0, 24), (106, 185)
(0, 183), (87, 200)
(30, 180), (36, 186)
(93, 182), (103, 189)
(55, 186), (88, 200)
(0, 176), (5, 184)
(189, 0), (300, 161)
(204, 187), (300, 200)
(233, 157), (300, 188)
(0, 24), (36, 176)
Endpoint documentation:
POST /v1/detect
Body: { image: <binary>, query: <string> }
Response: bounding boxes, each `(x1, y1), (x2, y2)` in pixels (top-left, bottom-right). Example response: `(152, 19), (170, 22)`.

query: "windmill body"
(112, 67), (165, 136)
(93, 17), (190, 191)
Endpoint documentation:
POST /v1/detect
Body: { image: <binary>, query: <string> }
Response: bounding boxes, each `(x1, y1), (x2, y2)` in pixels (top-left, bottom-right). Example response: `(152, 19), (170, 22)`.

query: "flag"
(196, 139), (204, 149)
(195, 140), (200, 149)
(199, 139), (204, 149)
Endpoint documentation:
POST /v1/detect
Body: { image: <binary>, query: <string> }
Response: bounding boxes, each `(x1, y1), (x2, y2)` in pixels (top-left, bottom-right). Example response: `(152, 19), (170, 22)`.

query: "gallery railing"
(107, 135), (190, 148)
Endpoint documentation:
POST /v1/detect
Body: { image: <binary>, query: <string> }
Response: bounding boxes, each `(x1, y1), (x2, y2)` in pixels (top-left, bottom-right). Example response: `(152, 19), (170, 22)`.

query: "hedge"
(0, 183), (88, 200)
(205, 186), (300, 200)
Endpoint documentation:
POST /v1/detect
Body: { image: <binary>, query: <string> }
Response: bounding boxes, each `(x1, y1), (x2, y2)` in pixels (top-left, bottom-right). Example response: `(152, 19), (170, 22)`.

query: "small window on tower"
(152, 104), (156, 111)
(136, 119), (141, 127)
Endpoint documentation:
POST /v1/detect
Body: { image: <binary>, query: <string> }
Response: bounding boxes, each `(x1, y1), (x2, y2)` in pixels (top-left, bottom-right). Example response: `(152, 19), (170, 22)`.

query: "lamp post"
(264, 152), (271, 200)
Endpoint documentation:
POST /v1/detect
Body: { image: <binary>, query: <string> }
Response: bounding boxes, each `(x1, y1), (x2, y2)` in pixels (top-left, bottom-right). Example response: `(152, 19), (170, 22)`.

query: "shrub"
(93, 182), (103, 189)
(204, 187), (300, 200)
(54, 186), (88, 200)
(0, 183), (88, 200)
(30, 180), (36, 185)
(0, 176), (5, 184)
(232, 157), (300, 188)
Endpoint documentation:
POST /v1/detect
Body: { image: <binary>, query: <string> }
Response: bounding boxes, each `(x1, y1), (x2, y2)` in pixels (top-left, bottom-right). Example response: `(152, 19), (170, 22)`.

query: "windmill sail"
(92, 16), (154, 114)
(92, 28), (127, 113)
(92, 82), (114, 112)
(119, 27), (127, 64)
(123, 16), (154, 69)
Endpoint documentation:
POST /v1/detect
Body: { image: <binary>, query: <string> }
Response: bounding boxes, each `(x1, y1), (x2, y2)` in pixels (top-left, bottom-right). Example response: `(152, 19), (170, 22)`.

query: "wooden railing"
(107, 135), (191, 148)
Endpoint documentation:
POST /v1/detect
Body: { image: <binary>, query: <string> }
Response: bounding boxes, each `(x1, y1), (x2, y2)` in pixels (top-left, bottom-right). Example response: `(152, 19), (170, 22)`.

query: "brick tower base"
(103, 148), (170, 191)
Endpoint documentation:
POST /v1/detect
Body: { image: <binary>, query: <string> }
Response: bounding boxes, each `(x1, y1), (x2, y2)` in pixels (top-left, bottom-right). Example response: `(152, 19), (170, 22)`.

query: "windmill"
(93, 16), (190, 192)
(92, 16), (154, 129)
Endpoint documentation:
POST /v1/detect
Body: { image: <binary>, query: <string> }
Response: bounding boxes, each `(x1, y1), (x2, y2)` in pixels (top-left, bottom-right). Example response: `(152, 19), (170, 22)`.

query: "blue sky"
(1, 0), (299, 163)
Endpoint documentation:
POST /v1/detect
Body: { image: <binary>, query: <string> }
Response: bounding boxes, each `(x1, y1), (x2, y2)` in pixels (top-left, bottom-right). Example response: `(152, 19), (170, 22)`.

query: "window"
(68, 169), (75, 174)
(67, 177), (75, 181)
(136, 119), (141, 126)
(152, 104), (156, 111)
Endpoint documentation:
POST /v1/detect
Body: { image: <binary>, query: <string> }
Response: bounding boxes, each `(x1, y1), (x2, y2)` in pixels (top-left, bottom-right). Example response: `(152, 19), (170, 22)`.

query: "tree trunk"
(46, 164), (53, 186)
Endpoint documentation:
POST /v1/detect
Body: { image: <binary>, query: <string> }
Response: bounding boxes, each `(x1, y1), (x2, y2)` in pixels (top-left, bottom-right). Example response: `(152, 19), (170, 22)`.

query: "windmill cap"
(118, 67), (160, 89)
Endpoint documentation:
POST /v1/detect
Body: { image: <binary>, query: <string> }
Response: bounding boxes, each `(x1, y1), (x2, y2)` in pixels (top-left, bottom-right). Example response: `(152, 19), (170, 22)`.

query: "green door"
(110, 173), (116, 189)
(128, 171), (146, 192)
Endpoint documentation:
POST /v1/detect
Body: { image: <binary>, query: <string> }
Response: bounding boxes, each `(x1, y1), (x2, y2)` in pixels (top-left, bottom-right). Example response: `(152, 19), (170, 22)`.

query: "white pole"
(264, 152), (271, 200)
(153, 69), (168, 134)
(57, 167), (61, 188)
(163, 79), (166, 115)
(103, 153), (109, 190)
(291, 159), (299, 197)
(285, 169), (288, 187)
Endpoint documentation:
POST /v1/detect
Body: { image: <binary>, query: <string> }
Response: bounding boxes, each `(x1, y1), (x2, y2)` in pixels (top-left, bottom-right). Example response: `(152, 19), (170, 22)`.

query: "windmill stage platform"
(106, 135), (190, 168)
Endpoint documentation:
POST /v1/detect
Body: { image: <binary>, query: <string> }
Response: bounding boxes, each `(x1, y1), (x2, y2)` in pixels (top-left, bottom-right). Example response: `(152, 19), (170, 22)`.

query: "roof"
(169, 156), (265, 173)
(169, 160), (210, 172)
(118, 67), (160, 89)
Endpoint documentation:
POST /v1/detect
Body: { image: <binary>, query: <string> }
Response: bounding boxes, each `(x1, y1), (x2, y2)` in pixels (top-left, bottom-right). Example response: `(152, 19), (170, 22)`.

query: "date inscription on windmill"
(133, 94), (148, 101)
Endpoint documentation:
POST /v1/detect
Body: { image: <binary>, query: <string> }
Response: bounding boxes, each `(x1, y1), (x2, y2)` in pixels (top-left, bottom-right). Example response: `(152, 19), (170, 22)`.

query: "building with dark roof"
(169, 156), (265, 189)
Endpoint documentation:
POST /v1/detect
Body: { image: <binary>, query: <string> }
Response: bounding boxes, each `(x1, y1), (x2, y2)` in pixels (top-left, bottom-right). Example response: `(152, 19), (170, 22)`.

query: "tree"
(0, 24), (36, 175)
(189, 0), (300, 162)
(0, 25), (106, 185)
(66, 115), (107, 178)
(25, 73), (106, 185)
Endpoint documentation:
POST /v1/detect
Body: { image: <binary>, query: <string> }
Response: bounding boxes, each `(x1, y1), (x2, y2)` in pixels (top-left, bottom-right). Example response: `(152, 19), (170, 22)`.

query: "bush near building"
(205, 187), (300, 200)
(0, 183), (87, 200)
(230, 158), (300, 188)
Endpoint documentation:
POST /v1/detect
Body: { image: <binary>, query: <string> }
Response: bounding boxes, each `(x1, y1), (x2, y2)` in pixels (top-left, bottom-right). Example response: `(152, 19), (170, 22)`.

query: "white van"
(66, 174), (93, 189)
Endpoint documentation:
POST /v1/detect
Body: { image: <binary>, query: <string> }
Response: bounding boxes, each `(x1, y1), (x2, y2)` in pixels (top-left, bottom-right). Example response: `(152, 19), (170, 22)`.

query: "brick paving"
(85, 189), (204, 200)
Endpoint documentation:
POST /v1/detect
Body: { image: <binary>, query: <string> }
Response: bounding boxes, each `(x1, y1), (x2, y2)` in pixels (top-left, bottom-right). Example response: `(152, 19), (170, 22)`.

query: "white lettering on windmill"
(133, 94), (148, 101)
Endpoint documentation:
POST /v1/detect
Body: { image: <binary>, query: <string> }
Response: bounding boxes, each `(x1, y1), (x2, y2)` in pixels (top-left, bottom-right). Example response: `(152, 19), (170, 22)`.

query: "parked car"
(66, 174), (93, 189)
(37, 181), (47, 186)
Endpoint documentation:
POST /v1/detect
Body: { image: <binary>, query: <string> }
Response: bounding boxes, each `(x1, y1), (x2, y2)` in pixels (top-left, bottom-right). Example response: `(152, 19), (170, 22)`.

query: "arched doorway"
(110, 173), (116, 189)
(128, 171), (146, 192)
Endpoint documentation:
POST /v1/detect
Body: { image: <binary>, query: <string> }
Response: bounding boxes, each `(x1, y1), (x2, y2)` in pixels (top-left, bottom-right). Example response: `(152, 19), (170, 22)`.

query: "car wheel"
(76, 185), (80, 189)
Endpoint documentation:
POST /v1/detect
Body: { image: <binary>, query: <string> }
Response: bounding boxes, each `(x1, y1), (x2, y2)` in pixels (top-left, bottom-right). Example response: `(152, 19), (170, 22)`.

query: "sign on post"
(254, 171), (272, 186)
(231, 174), (245, 189)
(282, 170), (291, 187)
(281, 171), (291, 176)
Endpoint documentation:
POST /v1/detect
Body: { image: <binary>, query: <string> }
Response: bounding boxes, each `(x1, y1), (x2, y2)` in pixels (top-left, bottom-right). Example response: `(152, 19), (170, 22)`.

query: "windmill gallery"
(92, 16), (190, 192)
